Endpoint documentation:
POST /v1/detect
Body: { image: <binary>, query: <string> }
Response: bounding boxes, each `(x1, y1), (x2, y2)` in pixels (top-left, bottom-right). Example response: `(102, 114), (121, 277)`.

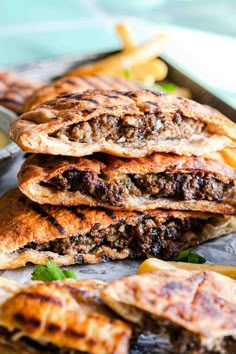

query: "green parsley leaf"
(124, 68), (131, 79)
(31, 260), (77, 282)
(171, 250), (206, 264)
(62, 269), (78, 279)
(158, 82), (177, 92)
(135, 80), (176, 93)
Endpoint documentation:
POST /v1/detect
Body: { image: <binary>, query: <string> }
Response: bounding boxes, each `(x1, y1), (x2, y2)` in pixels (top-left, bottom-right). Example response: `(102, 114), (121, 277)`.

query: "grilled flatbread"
(102, 269), (236, 354)
(10, 89), (236, 157)
(0, 72), (39, 114)
(0, 189), (235, 269)
(18, 153), (236, 214)
(0, 278), (131, 354)
(24, 75), (138, 111)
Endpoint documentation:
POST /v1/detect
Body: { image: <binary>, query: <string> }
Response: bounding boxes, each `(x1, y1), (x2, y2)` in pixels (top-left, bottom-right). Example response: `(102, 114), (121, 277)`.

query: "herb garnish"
(124, 68), (131, 79)
(171, 250), (206, 264)
(31, 260), (77, 281)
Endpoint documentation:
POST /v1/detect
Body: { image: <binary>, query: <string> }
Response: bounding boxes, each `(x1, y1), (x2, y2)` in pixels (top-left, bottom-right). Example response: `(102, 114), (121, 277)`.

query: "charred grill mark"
(0, 98), (22, 106)
(69, 207), (86, 220)
(102, 94), (120, 99)
(81, 109), (93, 114)
(31, 203), (65, 234)
(124, 105), (137, 110)
(19, 291), (62, 306)
(66, 328), (85, 339)
(47, 323), (61, 333)
(62, 78), (78, 85)
(93, 76), (112, 88)
(78, 76), (100, 88)
(125, 92), (137, 97)
(108, 77), (136, 89)
(59, 93), (73, 99)
(145, 101), (159, 107)
(73, 96), (98, 104)
(148, 90), (166, 97)
(105, 210), (116, 220)
(14, 313), (40, 328)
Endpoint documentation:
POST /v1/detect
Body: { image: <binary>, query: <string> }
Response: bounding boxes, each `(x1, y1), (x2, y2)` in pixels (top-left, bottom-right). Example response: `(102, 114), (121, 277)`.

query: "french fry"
(64, 33), (169, 77)
(116, 23), (136, 50)
(220, 148), (236, 168)
(96, 58), (168, 84)
(131, 59), (168, 82)
(203, 151), (228, 164)
(137, 258), (236, 280)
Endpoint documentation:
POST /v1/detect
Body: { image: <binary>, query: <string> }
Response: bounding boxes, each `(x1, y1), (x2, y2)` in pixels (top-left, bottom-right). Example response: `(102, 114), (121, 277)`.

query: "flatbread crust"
(0, 189), (235, 269)
(24, 75), (138, 111)
(11, 89), (236, 157)
(18, 153), (236, 214)
(101, 269), (236, 353)
(0, 72), (39, 114)
(0, 278), (131, 354)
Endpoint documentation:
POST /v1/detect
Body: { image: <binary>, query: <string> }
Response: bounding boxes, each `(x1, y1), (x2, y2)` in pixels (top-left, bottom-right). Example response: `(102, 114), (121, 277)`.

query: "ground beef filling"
(22, 216), (208, 260)
(45, 169), (232, 206)
(142, 315), (236, 354)
(51, 113), (205, 144)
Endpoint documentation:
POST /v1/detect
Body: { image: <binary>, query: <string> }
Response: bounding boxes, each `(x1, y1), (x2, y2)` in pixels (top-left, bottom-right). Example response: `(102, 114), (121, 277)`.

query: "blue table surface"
(0, 0), (236, 108)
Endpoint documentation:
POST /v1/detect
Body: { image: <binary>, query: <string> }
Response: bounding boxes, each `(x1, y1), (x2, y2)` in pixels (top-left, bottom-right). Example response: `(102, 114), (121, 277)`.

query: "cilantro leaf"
(124, 68), (131, 79)
(31, 260), (77, 281)
(171, 250), (206, 264)
(62, 269), (77, 279)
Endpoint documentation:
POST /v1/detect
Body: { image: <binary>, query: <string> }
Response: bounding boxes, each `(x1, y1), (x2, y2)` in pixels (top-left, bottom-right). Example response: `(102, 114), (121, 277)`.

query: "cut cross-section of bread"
(101, 269), (236, 354)
(0, 189), (235, 269)
(11, 89), (236, 157)
(18, 153), (236, 214)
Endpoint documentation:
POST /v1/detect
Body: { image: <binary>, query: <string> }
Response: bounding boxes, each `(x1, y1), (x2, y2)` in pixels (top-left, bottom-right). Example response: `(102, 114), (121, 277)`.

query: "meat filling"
(50, 114), (205, 144)
(44, 169), (233, 207)
(142, 315), (236, 354)
(21, 216), (209, 260)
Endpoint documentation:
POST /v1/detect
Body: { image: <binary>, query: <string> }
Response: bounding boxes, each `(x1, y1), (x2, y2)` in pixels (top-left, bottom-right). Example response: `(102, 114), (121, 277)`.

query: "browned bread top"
(0, 72), (39, 114)
(0, 278), (131, 354)
(11, 89), (236, 157)
(24, 75), (138, 111)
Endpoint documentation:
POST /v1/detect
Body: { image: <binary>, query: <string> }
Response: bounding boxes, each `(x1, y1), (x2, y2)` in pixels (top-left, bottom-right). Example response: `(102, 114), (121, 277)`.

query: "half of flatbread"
(0, 72), (39, 115)
(18, 153), (236, 214)
(0, 189), (235, 269)
(24, 75), (138, 111)
(0, 278), (131, 354)
(10, 89), (236, 157)
(101, 269), (236, 354)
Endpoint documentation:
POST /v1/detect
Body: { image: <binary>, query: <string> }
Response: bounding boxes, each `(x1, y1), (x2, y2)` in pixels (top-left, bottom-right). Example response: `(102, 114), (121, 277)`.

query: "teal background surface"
(0, 0), (235, 106)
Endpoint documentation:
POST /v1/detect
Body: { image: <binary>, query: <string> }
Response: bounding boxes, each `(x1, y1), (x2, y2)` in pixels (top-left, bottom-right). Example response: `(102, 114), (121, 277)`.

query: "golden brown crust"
(18, 153), (236, 214)
(0, 278), (131, 354)
(0, 189), (235, 269)
(0, 72), (39, 114)
(10, 89), (236, 157)
(101, 269), (236, 349)
(24, 75), (138, 111)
